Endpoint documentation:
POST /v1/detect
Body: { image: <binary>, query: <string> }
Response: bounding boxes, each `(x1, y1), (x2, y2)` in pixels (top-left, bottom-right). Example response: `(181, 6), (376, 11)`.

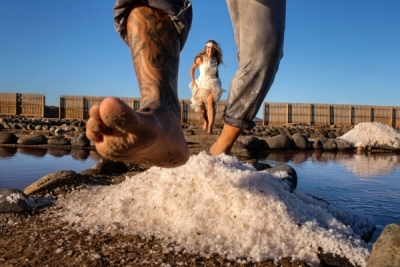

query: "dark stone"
(321, 139), (337, 151)
(0, 131), (18, 144)
(17, 134), (48, 145)
(47, 136), (71, 146)
(265, 163), (297, 192)
(92, 158), (129, 175)
(291, 133), (310, 150)
(336, 139), (352, 150)
(24, 170), (78, 195)
(263, 134), (292, 150)
(71, 133), (90, 147)
(367, 223), (400, 267)
(252, 162), (272, 171)
(0, 188), (32, 213)
(183, 129), (194, 136)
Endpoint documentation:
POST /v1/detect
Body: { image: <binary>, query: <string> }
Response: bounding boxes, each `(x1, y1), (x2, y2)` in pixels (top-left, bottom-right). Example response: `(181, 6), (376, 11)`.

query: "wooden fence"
(59, 95), (141, 120)
(0, 93), (45, 117)
(263, 102), (400, 128)
(1, 92), (400, 128)
(59, 95), (226, 124)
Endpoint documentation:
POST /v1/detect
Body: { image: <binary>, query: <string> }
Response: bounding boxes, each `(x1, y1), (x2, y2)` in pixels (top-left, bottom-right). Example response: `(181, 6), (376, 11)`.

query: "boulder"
(24, 170), (78, 195)
(264, 163), (297, 192)
(321, 139), (337, 151)
(92, 158), (129, 175)
(336, 139), (352, 150)
(0, 188), (31, 213)
(291, 133), (310, 150)
(263, 134), (292, 150)
(71, 133), (90, 147)
(47, 136), (70, 146)
(0, 131), (18, 144)
(183, 129), (194, 136)
(17, 134), (47, 145)
(367, 223), (400, 267)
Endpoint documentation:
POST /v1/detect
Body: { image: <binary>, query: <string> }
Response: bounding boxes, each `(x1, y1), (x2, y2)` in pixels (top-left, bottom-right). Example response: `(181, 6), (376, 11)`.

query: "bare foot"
(202, 121), (208, 131)
(210, 124), (242, 156)
(86, 97), (190, 167)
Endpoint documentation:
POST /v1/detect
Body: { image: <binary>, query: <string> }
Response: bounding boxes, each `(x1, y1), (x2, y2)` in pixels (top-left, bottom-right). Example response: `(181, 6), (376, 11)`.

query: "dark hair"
(193, 40), (224, 65)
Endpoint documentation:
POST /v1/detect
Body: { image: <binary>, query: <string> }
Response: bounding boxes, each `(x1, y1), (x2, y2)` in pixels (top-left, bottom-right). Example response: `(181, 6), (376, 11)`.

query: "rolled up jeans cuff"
(113, 0), (192, 49)
(221, 112), (256, 131)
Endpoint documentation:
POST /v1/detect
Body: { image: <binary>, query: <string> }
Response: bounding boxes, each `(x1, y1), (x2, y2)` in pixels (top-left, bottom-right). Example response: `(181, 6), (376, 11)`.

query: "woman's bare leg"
(86, 4), (189, 167)
(199, 104), (208, 131)
(206, 94), (216, 134)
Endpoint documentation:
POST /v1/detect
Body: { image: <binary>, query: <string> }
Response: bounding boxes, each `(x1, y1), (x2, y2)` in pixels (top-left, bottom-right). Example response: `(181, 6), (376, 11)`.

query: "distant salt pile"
(339, 122), (400, 149)
(56, 152), (374, 266)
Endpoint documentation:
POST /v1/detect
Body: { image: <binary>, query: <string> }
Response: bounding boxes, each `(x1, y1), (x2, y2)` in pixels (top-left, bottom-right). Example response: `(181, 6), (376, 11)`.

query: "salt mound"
(338, 122), (400, 149)
(56, 152), (374, 266)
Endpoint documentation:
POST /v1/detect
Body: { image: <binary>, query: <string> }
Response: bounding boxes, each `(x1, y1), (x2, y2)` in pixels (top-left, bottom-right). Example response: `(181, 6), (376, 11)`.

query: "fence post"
(286, 103), (289, 124)
(370, 107), (373, 122)
(180, 101), (184, 124)
(262, 102), (266, 126)
(391, 107), (394, 128)
(42, 95), (45, 117)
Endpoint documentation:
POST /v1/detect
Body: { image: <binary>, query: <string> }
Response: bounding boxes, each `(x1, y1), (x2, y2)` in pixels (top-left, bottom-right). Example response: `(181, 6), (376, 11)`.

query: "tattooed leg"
(86, 4), (190, 167)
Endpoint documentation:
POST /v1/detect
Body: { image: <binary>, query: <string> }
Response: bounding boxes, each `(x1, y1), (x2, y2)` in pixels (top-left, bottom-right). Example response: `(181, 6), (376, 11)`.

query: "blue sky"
(1, 1), (399, 118)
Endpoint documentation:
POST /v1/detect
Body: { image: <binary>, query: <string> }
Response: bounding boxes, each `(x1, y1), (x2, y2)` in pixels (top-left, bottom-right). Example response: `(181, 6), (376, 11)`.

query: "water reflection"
(0, 146), (100, 160)
(261, 150), (400, 179)
(17, 147), (47, 157)
(0, 146), (17, 158)
(71, 149), (90, 160)
(339, 153), (400, 178)
(47, 148), (71, 157)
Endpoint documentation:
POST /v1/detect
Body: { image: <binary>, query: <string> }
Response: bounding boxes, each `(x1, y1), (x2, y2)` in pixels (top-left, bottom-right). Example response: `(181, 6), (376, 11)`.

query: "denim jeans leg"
(114, 0), (192, 49)
(223, 0), (286, 130)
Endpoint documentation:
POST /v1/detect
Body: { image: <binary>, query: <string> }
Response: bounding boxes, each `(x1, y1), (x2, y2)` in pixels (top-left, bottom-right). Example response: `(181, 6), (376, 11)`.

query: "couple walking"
(86, 0), (286, 167)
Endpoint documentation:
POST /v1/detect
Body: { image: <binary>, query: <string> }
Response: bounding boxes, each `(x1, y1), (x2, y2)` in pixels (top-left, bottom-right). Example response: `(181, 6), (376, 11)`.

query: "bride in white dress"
(189, 40), (225, 134)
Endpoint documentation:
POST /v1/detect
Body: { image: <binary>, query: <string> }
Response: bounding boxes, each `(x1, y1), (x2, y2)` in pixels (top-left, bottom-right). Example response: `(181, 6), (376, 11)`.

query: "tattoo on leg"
(126, 6), (180, 114)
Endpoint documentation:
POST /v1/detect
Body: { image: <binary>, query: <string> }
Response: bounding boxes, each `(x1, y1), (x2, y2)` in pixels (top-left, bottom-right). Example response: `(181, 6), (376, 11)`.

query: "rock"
(17, 134), (47, 145)
(92, 158), (129, 175)
(313, 139), (323, 150)
(42, 125), (50, 130)
(183, 129), (194, 136)
(71, 133), (90, 147)
(263, 134), (292, 150)
(321, 139), (337, 151)
(47, 136), (71, 146)
(239, 136), (265, 152)
(0, 188), (31, 213)
(291, 133), (310, 150)
(24, 170), (78, 195)
(0, 131), (18, 144)
(264, 163), (297, 192)
(336, 139), (352, 150)
(367, 223), (400, 267)
(252, 162), (272, 171)
(310, 132), (327, 139)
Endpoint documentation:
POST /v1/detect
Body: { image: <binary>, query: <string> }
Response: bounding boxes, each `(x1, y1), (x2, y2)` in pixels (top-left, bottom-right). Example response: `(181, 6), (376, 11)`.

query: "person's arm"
(190, 56), (202, 87)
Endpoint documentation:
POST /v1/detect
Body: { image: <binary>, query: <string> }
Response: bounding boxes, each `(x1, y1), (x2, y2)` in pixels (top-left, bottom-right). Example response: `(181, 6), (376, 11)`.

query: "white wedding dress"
(189, 56), (225, 112)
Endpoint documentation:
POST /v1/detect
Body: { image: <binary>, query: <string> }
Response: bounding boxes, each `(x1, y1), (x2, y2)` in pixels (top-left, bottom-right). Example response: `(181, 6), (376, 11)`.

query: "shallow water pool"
(0, 147), (399, 243)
